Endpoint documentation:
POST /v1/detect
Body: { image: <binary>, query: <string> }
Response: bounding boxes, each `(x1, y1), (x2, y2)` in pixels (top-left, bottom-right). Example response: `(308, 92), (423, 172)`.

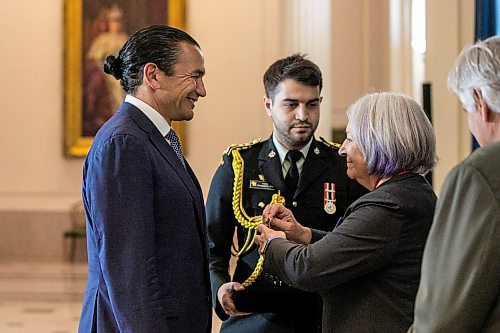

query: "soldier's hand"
(217, 282), (252, 317)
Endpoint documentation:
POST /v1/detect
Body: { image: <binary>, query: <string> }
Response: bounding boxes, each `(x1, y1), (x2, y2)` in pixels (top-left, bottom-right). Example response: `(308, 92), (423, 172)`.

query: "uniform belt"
(263, 273), (286, 287)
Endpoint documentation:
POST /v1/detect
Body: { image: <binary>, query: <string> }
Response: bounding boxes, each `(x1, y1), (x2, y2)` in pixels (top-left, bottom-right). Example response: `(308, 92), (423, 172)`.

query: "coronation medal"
(324, 183), (336, 214)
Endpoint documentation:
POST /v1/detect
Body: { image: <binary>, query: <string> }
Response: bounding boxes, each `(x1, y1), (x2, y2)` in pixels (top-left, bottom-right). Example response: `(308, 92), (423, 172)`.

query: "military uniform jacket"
(206, 135), (366, 332)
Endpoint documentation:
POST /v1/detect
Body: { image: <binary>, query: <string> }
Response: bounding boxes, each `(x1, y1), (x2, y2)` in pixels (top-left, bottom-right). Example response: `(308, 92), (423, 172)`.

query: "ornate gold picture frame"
(64, 0), (186, 157)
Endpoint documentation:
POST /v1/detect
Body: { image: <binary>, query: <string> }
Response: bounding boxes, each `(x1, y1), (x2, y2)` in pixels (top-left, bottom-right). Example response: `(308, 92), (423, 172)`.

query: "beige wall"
(0, 1), (477, 330)
(186, 0), (282, 195)
(331, 0), (391, 126)
(426, 0), (474, 192)
(0, 0), (475, 251)
(0, 0), (83, 211)
(0, 0), (284, 212)
(0, 3), (477, 332)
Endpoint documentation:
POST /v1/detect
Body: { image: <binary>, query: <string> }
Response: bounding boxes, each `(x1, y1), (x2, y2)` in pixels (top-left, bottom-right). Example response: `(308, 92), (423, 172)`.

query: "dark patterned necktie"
(165, 129), (186, 168)
(285, 150), (303, 194)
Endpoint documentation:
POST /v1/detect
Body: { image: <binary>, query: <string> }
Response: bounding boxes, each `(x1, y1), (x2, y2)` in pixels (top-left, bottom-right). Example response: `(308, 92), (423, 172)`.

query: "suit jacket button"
(292, 201), (298, 207)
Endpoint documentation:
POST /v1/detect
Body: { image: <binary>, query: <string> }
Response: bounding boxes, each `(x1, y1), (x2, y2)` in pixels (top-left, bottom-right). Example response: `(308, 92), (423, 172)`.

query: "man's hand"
(217, 282), (252, 317)
(262, 203), (312, 244)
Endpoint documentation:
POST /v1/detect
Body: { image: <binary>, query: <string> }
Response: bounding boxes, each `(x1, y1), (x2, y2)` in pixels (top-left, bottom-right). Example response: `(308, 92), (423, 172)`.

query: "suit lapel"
(119, 104), (206, 240)
(185, 161), (207, 233)
(149, 130), (204, 213)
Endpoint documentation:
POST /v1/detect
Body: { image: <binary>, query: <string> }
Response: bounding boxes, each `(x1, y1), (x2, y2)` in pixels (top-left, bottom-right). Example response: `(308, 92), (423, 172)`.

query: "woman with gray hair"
(255, 92), (437, 333)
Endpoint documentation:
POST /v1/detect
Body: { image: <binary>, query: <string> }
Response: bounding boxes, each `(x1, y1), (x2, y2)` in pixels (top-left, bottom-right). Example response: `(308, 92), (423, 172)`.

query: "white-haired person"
(255, 92), (438, 333)
(409, 36), (500, 333)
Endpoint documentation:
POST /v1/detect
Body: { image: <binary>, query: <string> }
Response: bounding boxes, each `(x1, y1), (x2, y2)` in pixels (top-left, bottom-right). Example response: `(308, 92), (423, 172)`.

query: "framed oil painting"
(64, 0), (186, 157)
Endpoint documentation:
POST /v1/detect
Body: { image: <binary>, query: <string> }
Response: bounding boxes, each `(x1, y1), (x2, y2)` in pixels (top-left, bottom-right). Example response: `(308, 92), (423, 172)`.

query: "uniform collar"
(271, 132), (313, 165)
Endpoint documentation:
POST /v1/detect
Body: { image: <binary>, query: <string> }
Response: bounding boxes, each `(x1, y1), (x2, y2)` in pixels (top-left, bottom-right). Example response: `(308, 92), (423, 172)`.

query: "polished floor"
(0, 261), (222, 332)
(0, 261), (86, 333)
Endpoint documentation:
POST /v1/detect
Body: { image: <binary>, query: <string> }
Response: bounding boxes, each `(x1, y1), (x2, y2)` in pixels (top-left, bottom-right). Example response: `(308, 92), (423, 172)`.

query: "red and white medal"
(324, 183), (336, 214)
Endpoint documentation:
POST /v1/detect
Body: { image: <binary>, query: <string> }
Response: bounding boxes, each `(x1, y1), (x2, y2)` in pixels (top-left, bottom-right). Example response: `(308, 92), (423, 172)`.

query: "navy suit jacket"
(78, 102), (212, 333)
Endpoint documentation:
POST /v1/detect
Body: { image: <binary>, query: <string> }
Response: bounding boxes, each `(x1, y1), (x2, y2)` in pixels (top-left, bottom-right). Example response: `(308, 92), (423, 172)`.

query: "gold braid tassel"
(242, 255), (264, 287)
(231, 149), (285, 287)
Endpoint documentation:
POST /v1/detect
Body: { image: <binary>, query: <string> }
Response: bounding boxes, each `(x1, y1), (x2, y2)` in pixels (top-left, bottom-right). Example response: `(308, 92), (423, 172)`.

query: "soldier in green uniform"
(206, 54), (366, 332)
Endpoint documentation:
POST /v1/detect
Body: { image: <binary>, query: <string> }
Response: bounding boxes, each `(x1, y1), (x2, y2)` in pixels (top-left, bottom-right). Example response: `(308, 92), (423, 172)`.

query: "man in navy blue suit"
(78, 25), (211, 333)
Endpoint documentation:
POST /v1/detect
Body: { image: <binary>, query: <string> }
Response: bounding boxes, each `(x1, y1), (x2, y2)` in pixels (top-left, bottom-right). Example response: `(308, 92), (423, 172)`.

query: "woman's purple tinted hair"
(347, 92), (437, 177)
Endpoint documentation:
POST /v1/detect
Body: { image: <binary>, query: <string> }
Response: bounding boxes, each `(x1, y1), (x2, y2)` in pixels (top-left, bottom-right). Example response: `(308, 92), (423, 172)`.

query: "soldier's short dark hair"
(263, 54), (323, 101)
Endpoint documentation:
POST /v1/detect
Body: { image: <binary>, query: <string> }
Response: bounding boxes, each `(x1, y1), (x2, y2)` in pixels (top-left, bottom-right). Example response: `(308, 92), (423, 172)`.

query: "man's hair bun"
(103, 55), (123, 80)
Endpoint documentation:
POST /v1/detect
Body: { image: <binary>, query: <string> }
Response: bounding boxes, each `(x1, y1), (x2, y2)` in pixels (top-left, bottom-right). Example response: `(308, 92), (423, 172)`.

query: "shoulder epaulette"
(319, 136), (341, 149)
(219, 138), (262, 166)
(223, 138), (262, 156)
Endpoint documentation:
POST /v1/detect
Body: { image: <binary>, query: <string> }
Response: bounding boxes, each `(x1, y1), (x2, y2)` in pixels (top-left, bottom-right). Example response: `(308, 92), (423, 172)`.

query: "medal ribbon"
(324, 183), (336, 206)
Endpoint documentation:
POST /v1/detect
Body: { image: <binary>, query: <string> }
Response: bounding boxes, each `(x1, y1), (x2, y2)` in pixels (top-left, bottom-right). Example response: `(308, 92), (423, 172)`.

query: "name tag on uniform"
(249, 180), (275, 191)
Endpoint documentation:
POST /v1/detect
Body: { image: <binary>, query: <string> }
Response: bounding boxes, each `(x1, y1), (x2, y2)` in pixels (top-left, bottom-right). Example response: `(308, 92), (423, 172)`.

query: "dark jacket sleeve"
(263, 191), (408, 292)
(86, 134), (164, 332)
(205, 153), (236, 320)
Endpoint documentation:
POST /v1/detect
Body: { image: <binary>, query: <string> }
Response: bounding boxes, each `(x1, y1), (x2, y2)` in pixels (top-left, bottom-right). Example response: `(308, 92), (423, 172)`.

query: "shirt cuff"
(262, 236), (279, 254)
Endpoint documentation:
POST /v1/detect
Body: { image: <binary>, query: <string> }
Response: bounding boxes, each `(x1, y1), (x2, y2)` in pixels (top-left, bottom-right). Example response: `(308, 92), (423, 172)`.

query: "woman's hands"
(254, 224), (286, 254)
(258, 203), (312, 245)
